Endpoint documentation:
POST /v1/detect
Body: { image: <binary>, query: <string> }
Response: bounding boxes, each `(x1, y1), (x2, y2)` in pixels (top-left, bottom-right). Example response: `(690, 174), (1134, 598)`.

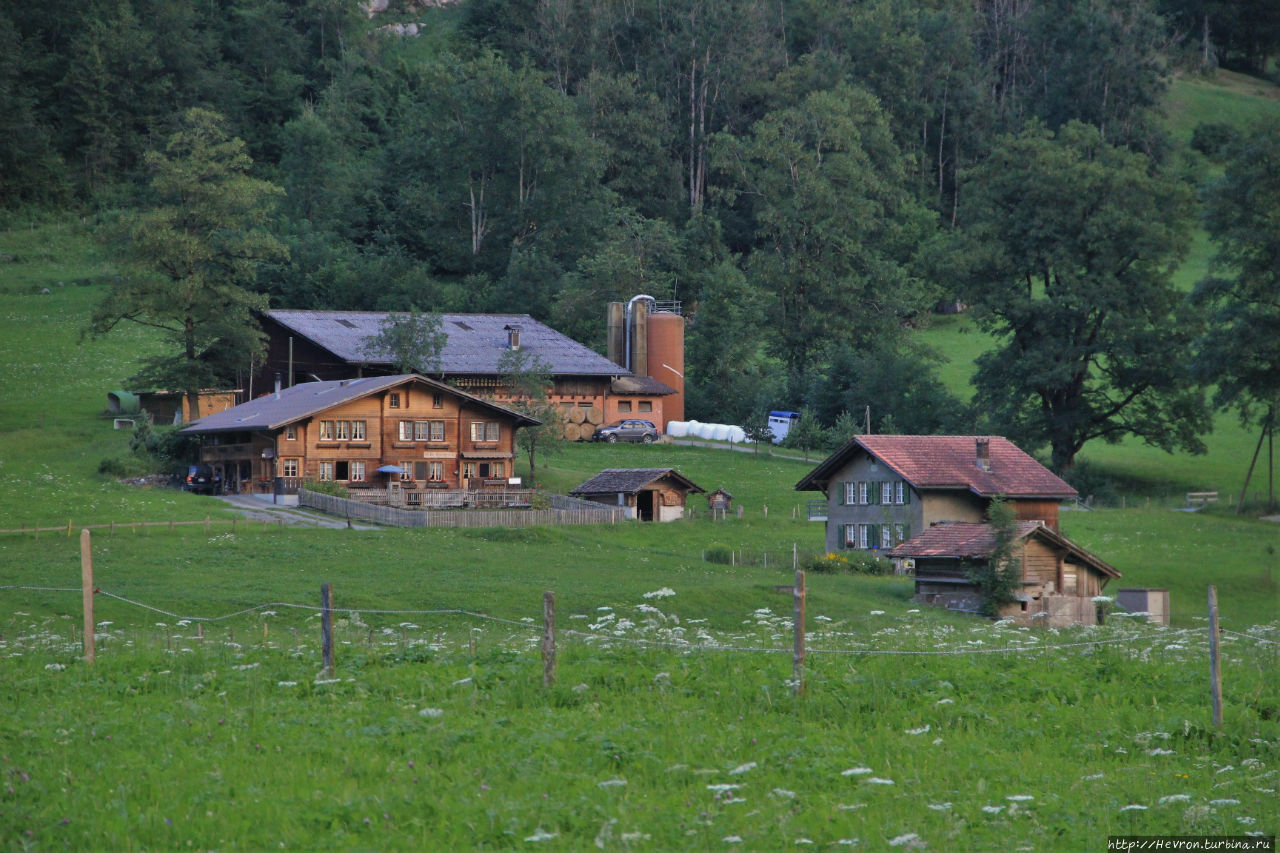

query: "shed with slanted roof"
(888, 521), (1120, 626)
(570, 468), (705, 522)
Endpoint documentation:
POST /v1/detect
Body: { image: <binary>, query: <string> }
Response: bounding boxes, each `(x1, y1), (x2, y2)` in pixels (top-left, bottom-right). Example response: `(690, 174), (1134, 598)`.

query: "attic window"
(336, 319), (358, 329)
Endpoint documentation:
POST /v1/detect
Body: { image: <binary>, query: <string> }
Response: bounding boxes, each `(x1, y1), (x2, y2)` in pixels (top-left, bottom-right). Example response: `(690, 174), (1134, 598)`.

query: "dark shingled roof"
(888, 521), (1120, 578)
(570, 468), (705, 496)
(610, 375), (676, 396)
(796, 435), (1077, 499)
(266, 310), (627, 377)
(179, 374), (539, 433)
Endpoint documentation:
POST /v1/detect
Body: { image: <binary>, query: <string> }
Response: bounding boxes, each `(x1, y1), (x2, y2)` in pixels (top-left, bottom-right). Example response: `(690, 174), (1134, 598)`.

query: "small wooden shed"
(707, 488), (734, 512)
(570, 468), (705, 522)
(888, 521), (1121, 627)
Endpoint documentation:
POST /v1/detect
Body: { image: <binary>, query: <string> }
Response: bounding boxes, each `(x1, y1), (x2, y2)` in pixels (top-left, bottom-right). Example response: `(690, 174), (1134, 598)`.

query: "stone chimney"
(505, 324), (521, 350)
(976, 438), (991, 472)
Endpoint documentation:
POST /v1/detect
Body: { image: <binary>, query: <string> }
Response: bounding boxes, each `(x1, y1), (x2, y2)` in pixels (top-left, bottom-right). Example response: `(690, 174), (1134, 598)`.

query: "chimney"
(976, 438), (991, 472)
(274, 372), (282, 399)
(505, 324), (521, 350)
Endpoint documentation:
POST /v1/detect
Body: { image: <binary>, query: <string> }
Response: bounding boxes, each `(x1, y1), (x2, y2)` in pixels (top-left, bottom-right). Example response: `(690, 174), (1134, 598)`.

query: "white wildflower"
(597, 779), (627, 788)
(452, 677), (473, 686)
(926, 803), (952, 811)
(1146, 748), (1175, 756)
(418, 707), (444, 718)
(723, 797), (747, 804)
(1006, 795), (1034, 802)
(795, 839), (814, 845)
(870, 610), (885, 615)
(863, 778), (895, 785)
(44, 663), (65, 671)
(730, 762), (757, 775)
(1157, 794), (1191, 804)
(842, 767), (873, 776)
(905, 725), (931, 735)
(887, 833), (923, 848)
(935, 698), (954, 705)
(277, 681), (297, 687)
(707, 784), (741, 793)
(1209, 798), (1241, 806)
(525, 828), (558, 842)
(771, 788), (796, 799)
(313, 677), (339, 685)
(723, 836), (742, 844)
(981, 806), (1004, 815)
(643, 587), (676, 599)
(1119, 805), (1148, 812)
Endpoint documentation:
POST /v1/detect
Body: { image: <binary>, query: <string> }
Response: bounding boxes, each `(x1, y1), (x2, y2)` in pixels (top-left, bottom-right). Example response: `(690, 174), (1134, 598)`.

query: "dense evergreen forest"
(2, 0), (1278, 473)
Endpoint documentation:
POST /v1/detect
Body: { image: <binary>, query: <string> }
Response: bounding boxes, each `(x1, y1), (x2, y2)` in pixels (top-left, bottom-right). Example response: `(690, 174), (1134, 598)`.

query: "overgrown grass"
(2, 610), (1276, 849)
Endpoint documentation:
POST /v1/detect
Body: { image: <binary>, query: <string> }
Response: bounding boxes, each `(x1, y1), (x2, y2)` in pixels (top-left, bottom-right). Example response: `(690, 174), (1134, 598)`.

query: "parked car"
(592, 419), (660, 444)
(180, 464), (222, 495)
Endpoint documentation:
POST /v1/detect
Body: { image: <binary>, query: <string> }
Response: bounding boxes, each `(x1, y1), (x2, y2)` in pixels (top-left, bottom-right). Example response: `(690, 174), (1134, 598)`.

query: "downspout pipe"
(624, 294), (655, 373)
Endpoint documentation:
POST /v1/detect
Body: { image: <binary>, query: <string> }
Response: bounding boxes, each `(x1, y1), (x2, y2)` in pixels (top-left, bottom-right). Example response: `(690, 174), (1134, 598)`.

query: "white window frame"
(281, 458), (299, 477)
(470, 422), (500, 442)
(859, 524), (872, 549)
(894, 523), (906, 545)
(857, 482), (869, 505)
(400, 462), (414, 482)
(349, 461), (365, 482)
(427, 461), (444, 481)
(319, 420), (333, 441)
(881, 525), (894, 549)
(429, 420), (445, 442)
(895, 481), (905, 504)
(389, 393), (401, 409)
(319, 461), (334, 481)
(843, 482), (857, 505)
(284, 426), (297, 441)
(842, 524), (857, 548)
(351, 421), (366, 441)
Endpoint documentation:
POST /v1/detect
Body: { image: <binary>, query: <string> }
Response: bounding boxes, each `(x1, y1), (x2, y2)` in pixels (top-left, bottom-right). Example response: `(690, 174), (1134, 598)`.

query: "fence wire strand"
(1, 585), (1242, 659)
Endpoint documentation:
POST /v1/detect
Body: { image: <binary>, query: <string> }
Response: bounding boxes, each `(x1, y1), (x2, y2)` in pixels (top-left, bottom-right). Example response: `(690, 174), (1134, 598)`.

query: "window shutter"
(869, 481), (879, 504)
(868, 523), (879, 548)
(902, 482), (911, 504)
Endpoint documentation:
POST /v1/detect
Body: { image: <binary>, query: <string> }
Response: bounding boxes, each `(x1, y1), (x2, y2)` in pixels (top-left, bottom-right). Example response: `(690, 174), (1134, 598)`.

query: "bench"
(1186, 491), (1219, 508)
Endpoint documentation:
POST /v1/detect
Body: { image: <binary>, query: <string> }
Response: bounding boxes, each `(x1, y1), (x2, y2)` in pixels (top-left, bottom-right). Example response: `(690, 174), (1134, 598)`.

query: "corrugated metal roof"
(796, 435), (1077, 499)
(180, 374), (538, 433)
(570, 468), (705, 496)
(266, 310), (627, 377)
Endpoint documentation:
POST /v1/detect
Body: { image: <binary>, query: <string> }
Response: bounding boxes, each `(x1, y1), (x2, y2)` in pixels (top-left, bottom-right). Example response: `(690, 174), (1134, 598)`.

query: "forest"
(2, 0), (1278, 474)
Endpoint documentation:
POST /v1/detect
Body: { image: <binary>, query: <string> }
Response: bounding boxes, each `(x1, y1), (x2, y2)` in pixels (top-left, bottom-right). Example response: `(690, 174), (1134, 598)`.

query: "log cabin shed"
(888, 521), (1120, 626)
(570, 468), (705, 522)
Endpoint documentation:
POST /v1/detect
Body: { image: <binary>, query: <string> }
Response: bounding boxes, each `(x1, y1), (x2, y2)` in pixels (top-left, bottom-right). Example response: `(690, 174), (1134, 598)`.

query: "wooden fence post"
(1208, 585), (1222, 728)
(321, 583), (334, 677)
(80, 529), (94, 665)
(793, 568), (806, 697)
(542, 590), (556, 688)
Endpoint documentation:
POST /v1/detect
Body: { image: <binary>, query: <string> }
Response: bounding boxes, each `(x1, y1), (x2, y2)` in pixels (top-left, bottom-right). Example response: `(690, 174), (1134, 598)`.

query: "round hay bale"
(569, 407), (587, 424)
(562, 422), (582, 441)
(587, 405), (604, 423)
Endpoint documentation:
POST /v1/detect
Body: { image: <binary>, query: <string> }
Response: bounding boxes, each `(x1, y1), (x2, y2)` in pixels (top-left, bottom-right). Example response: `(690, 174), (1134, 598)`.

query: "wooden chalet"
(180, 374), (538, 496)
(255, 310), (677, 434)
(888, 521), (1121, 626)
(570, 468), (705, 522)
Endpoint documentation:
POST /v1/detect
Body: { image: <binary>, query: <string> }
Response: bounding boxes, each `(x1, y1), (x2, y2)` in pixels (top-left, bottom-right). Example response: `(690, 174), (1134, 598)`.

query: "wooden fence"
(298, 489), (626, 529)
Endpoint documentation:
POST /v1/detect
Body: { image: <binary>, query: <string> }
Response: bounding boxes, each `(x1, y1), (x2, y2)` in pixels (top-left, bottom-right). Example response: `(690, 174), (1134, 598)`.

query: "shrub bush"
(97, 457), (130, 477)
(703, 543), (733, 564)
(804, 551), (893, 575)
(302, 479), (350, 498)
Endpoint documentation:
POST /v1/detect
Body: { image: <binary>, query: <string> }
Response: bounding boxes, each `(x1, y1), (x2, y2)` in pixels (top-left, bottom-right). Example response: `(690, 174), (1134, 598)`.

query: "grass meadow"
(3, 70), (1280, 846)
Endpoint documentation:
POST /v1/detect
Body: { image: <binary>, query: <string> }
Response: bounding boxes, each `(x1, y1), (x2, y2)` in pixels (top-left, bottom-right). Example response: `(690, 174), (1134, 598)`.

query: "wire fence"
(4, 583), (1276, 658)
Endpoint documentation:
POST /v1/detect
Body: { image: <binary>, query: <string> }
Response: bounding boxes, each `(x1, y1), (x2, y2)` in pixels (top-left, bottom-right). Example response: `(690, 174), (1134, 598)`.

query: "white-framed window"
(470, 422), (500, 442)
(284, 426), (297, 440)
(281, 458), (299, 477)
(881, 482), (893, 505)
(859, 524), (872, 549)
(463, 461), (477, 479)
(894, 523), (908, 545)
(857, 482), (869, 505)
(319, 461), (334, 481)
(398, 420), (412, 441)
(842, 524), (858, 548)
(432, 393), (443, 409)
(427, 461), (444, 481)
(349, 461), (365, 482)
(429, 420), (445, 442)
(389, 393), (401, 409)
(320, 420), (364, 441)
(352, 421), (365, 440)
(881, 525), (894, 549)
(319, 420), (333, 440)
(895, 481), (905, 504)
(400, 462), (414, 482)
(478, 461), (503, 478)
(843, 482), (857, 505)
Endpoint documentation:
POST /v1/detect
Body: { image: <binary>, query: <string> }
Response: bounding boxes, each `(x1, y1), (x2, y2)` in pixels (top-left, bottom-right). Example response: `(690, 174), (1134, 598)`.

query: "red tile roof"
(889, 521), (1120, 578)
(796, 435), (1077, 499)
(887, 522), (1041, 559)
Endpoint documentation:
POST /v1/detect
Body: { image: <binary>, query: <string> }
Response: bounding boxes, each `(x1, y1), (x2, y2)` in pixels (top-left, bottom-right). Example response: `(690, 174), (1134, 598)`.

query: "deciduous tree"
(956, 121), (1207, 473)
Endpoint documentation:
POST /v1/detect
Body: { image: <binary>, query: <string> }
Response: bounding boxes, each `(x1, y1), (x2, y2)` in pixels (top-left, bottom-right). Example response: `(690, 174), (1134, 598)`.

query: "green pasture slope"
(3, 66), (1280, 845)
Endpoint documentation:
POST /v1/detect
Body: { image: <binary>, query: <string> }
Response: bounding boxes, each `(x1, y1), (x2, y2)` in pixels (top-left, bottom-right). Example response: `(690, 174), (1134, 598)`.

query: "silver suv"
(592, 419), (660, 444)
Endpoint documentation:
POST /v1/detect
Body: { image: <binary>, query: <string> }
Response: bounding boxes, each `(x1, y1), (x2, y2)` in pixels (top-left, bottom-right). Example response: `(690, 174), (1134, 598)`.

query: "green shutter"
(868, 481), (879, 504)
(902, 481), (911, 504)
(869, 523), (880, 549)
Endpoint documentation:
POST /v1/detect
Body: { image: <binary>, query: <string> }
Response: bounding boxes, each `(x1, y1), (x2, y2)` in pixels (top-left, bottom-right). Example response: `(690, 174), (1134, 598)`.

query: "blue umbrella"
(377, 465), (406, 474)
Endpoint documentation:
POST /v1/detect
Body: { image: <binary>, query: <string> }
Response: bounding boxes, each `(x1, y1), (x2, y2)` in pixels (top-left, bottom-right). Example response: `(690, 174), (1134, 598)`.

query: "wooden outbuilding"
(889, 521), (1121, 627)
(570, 468), (705, 522)
(707, 488), (734, 512)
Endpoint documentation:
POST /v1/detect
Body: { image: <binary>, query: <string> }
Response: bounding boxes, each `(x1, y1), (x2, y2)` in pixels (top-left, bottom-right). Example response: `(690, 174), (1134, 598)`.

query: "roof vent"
(336, 319), (357, 329)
